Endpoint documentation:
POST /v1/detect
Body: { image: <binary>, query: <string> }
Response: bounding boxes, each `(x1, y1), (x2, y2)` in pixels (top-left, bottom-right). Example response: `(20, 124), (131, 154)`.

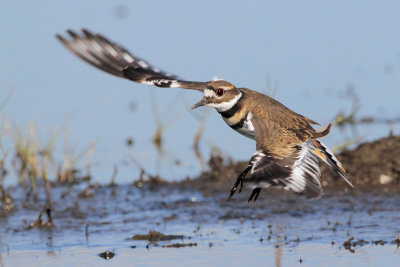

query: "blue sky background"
(1, 1), (399, 183)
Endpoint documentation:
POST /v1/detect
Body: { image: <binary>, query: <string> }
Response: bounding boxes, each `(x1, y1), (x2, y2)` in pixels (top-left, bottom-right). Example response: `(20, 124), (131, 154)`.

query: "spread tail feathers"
(245, 144), (323, 199)
(311, 139), (354, 188)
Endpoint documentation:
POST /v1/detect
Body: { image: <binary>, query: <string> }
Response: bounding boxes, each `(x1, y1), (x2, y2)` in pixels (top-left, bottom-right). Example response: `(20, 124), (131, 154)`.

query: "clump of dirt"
(162, 243), (197, 248)
(183, 135), (400, 193)
(24, 204), (54, 229)
(391, 238), (400, 246)
(129, 231), (184, 241)
(324, 135), (400, 187)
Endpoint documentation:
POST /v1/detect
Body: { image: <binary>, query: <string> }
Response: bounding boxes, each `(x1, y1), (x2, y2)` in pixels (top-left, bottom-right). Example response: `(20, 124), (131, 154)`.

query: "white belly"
(235, 119), (256, 140)
(223, 116), (256, 140)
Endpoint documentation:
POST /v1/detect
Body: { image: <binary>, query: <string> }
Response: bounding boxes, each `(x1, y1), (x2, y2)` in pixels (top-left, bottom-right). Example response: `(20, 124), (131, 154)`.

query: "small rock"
(98, 250), (115, 260)
(379, 174), (393, 185)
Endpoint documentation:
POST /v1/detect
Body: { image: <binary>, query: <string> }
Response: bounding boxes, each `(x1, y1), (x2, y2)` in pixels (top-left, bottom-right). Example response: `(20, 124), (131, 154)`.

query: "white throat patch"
(205, 91), (242, 112)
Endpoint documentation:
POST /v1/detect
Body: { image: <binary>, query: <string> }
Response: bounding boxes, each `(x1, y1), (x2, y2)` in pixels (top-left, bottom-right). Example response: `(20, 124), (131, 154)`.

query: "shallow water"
(1, 184), (399, 266)
(5, 243), (399, 267)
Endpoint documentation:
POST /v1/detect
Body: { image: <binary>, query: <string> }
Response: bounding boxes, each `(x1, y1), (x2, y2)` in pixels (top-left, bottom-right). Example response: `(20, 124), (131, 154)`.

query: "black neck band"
(218, 93), (243, 118)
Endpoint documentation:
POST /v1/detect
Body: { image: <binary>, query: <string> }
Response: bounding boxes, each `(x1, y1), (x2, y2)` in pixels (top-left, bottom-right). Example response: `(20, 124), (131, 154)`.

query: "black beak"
(191, 97), (210, 109)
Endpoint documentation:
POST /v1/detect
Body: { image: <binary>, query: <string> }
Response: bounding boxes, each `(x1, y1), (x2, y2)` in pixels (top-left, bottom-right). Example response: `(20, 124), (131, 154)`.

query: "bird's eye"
(216, 88), (224, 96)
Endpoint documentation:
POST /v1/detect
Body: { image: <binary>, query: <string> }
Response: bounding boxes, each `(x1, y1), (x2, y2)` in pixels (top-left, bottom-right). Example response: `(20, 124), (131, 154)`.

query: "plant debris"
(162, 242), (197, 248)
(25, 204), (54, 229)
(130, 231), (185, 242)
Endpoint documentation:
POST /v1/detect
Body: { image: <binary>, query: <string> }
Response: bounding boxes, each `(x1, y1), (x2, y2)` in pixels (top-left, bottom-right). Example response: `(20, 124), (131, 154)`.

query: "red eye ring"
(216, 88), (224, 96)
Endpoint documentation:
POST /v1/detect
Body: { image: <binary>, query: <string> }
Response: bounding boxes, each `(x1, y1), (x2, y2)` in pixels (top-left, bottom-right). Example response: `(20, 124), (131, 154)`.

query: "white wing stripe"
(286, 143), (321, 193)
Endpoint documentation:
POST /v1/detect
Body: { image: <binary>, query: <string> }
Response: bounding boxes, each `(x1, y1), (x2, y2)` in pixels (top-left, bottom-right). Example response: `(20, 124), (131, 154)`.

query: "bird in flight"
(56, 29), (353, 201)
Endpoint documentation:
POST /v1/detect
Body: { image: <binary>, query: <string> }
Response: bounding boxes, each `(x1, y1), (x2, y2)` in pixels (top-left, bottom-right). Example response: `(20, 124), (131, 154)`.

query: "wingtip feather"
(339, 172), (354, 188)
(313, 123), (332, 138)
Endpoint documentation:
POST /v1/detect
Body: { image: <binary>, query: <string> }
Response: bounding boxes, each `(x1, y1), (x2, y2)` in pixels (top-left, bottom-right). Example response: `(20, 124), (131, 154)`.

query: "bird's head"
(191, 80), (242, 112)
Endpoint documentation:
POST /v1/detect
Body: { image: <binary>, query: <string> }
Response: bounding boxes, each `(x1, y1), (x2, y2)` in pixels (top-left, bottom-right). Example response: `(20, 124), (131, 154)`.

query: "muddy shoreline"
(173, 135), (400, 196)
(2, 135), (399, 220)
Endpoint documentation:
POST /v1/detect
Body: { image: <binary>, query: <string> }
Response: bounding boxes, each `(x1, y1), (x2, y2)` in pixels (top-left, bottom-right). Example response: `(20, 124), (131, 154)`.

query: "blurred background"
(1, 1), (400, 185)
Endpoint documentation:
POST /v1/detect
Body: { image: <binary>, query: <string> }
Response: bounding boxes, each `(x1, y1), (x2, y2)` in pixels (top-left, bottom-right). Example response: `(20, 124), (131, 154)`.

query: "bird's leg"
(248, 187), (261, 202)
(228, 165), (252, 200)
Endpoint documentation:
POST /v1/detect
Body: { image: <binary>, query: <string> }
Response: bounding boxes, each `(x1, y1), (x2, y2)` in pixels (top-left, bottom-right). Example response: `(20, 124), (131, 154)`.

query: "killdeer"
(56, 29), (354, 201)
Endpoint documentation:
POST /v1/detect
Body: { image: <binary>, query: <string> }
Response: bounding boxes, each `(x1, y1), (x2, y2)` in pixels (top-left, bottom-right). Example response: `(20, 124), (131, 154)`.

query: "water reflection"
(275, 245), (282, 267)
(38, 227), (56, 256)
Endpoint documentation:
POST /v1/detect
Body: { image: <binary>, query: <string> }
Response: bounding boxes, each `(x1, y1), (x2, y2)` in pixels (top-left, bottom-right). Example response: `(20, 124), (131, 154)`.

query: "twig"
(109, 164), (118, 186)
(45, 179), (52, 205)
(85, 224), (89, 242)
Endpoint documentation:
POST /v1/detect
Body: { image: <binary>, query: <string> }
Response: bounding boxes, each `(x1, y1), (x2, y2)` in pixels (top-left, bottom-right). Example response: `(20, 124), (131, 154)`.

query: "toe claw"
(228, 187), (237, 200)
(239, 179), (244, 193)
(228, 165), (252, 199)
(248, 187), (261, 202)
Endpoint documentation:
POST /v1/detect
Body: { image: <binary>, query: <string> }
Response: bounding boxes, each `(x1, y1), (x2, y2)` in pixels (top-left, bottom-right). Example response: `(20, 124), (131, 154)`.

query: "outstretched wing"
(56, 29), (207, 90)
(246, 117), (323, 199)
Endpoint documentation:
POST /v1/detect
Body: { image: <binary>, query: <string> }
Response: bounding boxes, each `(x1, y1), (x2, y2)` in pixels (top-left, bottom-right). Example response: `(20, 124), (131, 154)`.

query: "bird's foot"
(228, 165), (252, 200)
(248, 187), (261, 202)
